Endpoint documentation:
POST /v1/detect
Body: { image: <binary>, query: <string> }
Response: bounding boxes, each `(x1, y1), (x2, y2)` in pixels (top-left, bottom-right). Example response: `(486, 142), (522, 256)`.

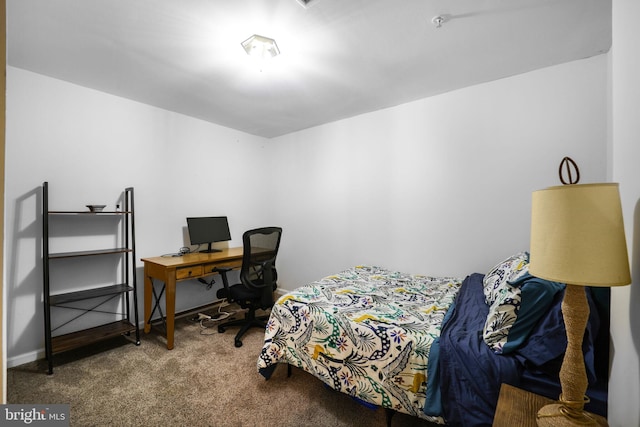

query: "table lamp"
(530, 182), (631, 426)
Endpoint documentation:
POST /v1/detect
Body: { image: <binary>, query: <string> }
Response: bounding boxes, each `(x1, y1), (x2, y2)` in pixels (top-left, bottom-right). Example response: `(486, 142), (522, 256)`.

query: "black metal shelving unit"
(42, 182), (140, 374)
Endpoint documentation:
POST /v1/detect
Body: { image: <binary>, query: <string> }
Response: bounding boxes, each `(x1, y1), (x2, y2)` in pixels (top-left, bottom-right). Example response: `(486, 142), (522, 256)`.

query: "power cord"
(187, 302), (236, 335)
(161, 246), (194, 257)
(197, 277), (215, 290)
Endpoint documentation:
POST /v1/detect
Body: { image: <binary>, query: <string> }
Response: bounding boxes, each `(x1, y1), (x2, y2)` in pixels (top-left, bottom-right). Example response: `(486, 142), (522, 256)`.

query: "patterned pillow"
(482, 252), (529, 305)
(483, 270), (565, 354)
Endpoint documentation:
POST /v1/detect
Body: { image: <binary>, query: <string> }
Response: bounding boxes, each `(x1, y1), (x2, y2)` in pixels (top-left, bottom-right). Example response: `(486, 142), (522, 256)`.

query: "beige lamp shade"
(530, 183), (631, 287)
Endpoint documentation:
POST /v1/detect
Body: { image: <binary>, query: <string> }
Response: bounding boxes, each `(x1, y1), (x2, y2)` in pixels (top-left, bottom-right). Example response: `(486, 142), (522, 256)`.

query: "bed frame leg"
(287, 364), (292, 377)
(385, 408), (395, 426)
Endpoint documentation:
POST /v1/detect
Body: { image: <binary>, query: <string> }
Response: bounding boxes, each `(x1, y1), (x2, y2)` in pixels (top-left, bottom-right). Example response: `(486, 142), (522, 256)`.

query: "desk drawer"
(203, 260), (242, 275)
(176, 265), (203, 280)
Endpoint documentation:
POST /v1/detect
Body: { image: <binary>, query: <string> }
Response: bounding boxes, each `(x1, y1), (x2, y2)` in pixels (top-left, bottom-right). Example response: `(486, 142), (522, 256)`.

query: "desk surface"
(141, 247), (244, 268)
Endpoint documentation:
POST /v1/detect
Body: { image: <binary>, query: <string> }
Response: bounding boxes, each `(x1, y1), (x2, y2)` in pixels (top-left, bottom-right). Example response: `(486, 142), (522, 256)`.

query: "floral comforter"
(257, 265), (462, 422)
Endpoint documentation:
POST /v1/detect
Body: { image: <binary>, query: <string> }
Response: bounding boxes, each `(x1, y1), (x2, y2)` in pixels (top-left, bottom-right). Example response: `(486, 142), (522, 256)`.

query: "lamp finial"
(559, 157), (580, 185)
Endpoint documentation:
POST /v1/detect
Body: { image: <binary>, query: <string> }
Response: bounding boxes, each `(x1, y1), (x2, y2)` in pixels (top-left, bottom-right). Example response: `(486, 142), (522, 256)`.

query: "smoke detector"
(432, 15), (446, 28)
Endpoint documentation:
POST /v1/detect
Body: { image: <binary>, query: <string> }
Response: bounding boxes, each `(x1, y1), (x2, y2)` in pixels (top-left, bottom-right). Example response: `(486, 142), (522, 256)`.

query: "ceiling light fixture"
(297, 0), (319, 8)
(241, 35), (280, 60)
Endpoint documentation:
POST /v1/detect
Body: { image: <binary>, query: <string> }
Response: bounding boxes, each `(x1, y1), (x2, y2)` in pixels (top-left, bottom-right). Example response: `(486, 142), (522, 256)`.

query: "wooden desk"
(142, 247), (243, 349)
(493, 384), (608, 427)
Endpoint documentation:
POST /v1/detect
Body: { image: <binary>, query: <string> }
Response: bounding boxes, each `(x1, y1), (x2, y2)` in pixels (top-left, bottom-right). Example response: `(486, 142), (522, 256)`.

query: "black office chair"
(215, 226), (282, 347)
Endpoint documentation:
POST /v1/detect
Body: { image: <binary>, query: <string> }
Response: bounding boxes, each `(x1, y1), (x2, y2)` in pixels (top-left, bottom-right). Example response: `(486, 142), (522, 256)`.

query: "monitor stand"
(199, 243), (222, 253)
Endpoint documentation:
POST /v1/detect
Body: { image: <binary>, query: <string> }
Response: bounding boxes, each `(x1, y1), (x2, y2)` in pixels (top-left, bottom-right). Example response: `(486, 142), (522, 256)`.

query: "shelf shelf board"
(49, 284), (133, 305)
(48, 211), (132, 215)
(48, 248), (131, 259)
(51, 320), (137, 354)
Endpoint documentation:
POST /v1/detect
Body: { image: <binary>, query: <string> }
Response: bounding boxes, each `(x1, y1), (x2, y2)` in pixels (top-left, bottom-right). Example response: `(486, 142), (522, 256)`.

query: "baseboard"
(275, 288), (291, 298)
(7, 348), (44, 369)
(143, 299), (234, 326)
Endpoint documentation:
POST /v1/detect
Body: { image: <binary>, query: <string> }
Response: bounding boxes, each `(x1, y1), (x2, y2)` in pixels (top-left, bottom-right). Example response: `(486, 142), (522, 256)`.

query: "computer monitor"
(186, 216), (231, 253)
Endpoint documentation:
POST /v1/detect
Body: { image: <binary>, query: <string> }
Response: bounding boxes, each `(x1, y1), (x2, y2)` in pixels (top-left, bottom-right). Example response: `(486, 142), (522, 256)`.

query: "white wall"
(272, 55), (609, 291)
(610, 1), (640, 426)
(4, 52), (612, 404)
(4, 67), (273, 364)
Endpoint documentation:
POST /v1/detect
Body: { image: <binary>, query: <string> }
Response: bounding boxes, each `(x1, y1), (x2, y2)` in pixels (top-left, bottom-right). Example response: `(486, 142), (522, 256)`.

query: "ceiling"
(7, 0), (611, 138)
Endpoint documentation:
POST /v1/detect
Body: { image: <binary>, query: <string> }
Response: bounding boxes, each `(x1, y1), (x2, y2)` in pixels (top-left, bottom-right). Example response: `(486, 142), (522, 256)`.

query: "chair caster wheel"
(218, 325), (226, 333)
(234, 339), (243, 348)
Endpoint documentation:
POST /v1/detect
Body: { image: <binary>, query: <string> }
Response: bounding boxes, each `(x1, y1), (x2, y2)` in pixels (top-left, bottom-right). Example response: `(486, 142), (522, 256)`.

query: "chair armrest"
(213, 267), (233, 298)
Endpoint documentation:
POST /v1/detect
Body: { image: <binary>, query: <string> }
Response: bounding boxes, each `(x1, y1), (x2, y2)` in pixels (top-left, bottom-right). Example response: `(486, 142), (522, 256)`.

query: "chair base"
(218, 311), (270, 347)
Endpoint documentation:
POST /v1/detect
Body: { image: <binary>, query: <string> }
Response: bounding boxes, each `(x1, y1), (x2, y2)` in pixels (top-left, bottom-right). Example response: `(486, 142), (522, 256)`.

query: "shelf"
(49, 284), (133, 305)
(48, 248), (132, 259)
(48, 211), (132, 215)
(51, 320), (137, 354)
(42, 182), (139, 374)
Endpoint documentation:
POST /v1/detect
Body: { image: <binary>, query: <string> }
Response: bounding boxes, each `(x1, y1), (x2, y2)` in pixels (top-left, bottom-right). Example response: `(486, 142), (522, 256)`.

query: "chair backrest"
(240, 227), (282, 306)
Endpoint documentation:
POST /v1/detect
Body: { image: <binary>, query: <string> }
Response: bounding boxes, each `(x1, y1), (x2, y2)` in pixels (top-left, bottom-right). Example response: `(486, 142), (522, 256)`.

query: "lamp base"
(536, 403), (604, 427)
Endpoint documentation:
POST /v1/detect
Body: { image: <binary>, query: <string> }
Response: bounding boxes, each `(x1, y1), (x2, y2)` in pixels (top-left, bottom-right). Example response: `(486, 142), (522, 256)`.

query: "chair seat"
(218, 283), (273, 304)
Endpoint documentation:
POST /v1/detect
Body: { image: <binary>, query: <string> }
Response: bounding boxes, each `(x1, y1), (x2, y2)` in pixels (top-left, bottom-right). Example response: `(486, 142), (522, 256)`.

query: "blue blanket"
(436, 273), (601, 426)
(438, 273), (522, 426)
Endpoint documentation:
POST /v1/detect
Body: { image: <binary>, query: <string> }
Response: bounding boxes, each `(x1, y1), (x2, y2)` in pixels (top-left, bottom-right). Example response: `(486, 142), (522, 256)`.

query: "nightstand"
(493, 383), (608, 427)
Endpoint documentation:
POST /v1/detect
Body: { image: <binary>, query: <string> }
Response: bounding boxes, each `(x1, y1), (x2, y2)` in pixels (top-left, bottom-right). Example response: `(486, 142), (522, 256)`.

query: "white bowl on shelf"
(86, 205), (106, 212)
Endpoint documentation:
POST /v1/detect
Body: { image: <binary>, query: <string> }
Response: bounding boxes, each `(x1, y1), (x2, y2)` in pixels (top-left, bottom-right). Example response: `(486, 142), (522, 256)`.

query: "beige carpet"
(7, 312), (439, 427)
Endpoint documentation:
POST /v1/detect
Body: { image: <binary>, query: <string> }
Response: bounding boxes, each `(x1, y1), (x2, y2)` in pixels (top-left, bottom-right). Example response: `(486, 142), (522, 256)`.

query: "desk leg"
(144, 267), (152, 334)
(166, 276), (176, 350)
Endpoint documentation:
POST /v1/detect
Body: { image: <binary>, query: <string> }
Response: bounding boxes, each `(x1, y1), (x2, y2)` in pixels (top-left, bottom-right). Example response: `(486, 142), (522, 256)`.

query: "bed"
(257, 253), (607, 426)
